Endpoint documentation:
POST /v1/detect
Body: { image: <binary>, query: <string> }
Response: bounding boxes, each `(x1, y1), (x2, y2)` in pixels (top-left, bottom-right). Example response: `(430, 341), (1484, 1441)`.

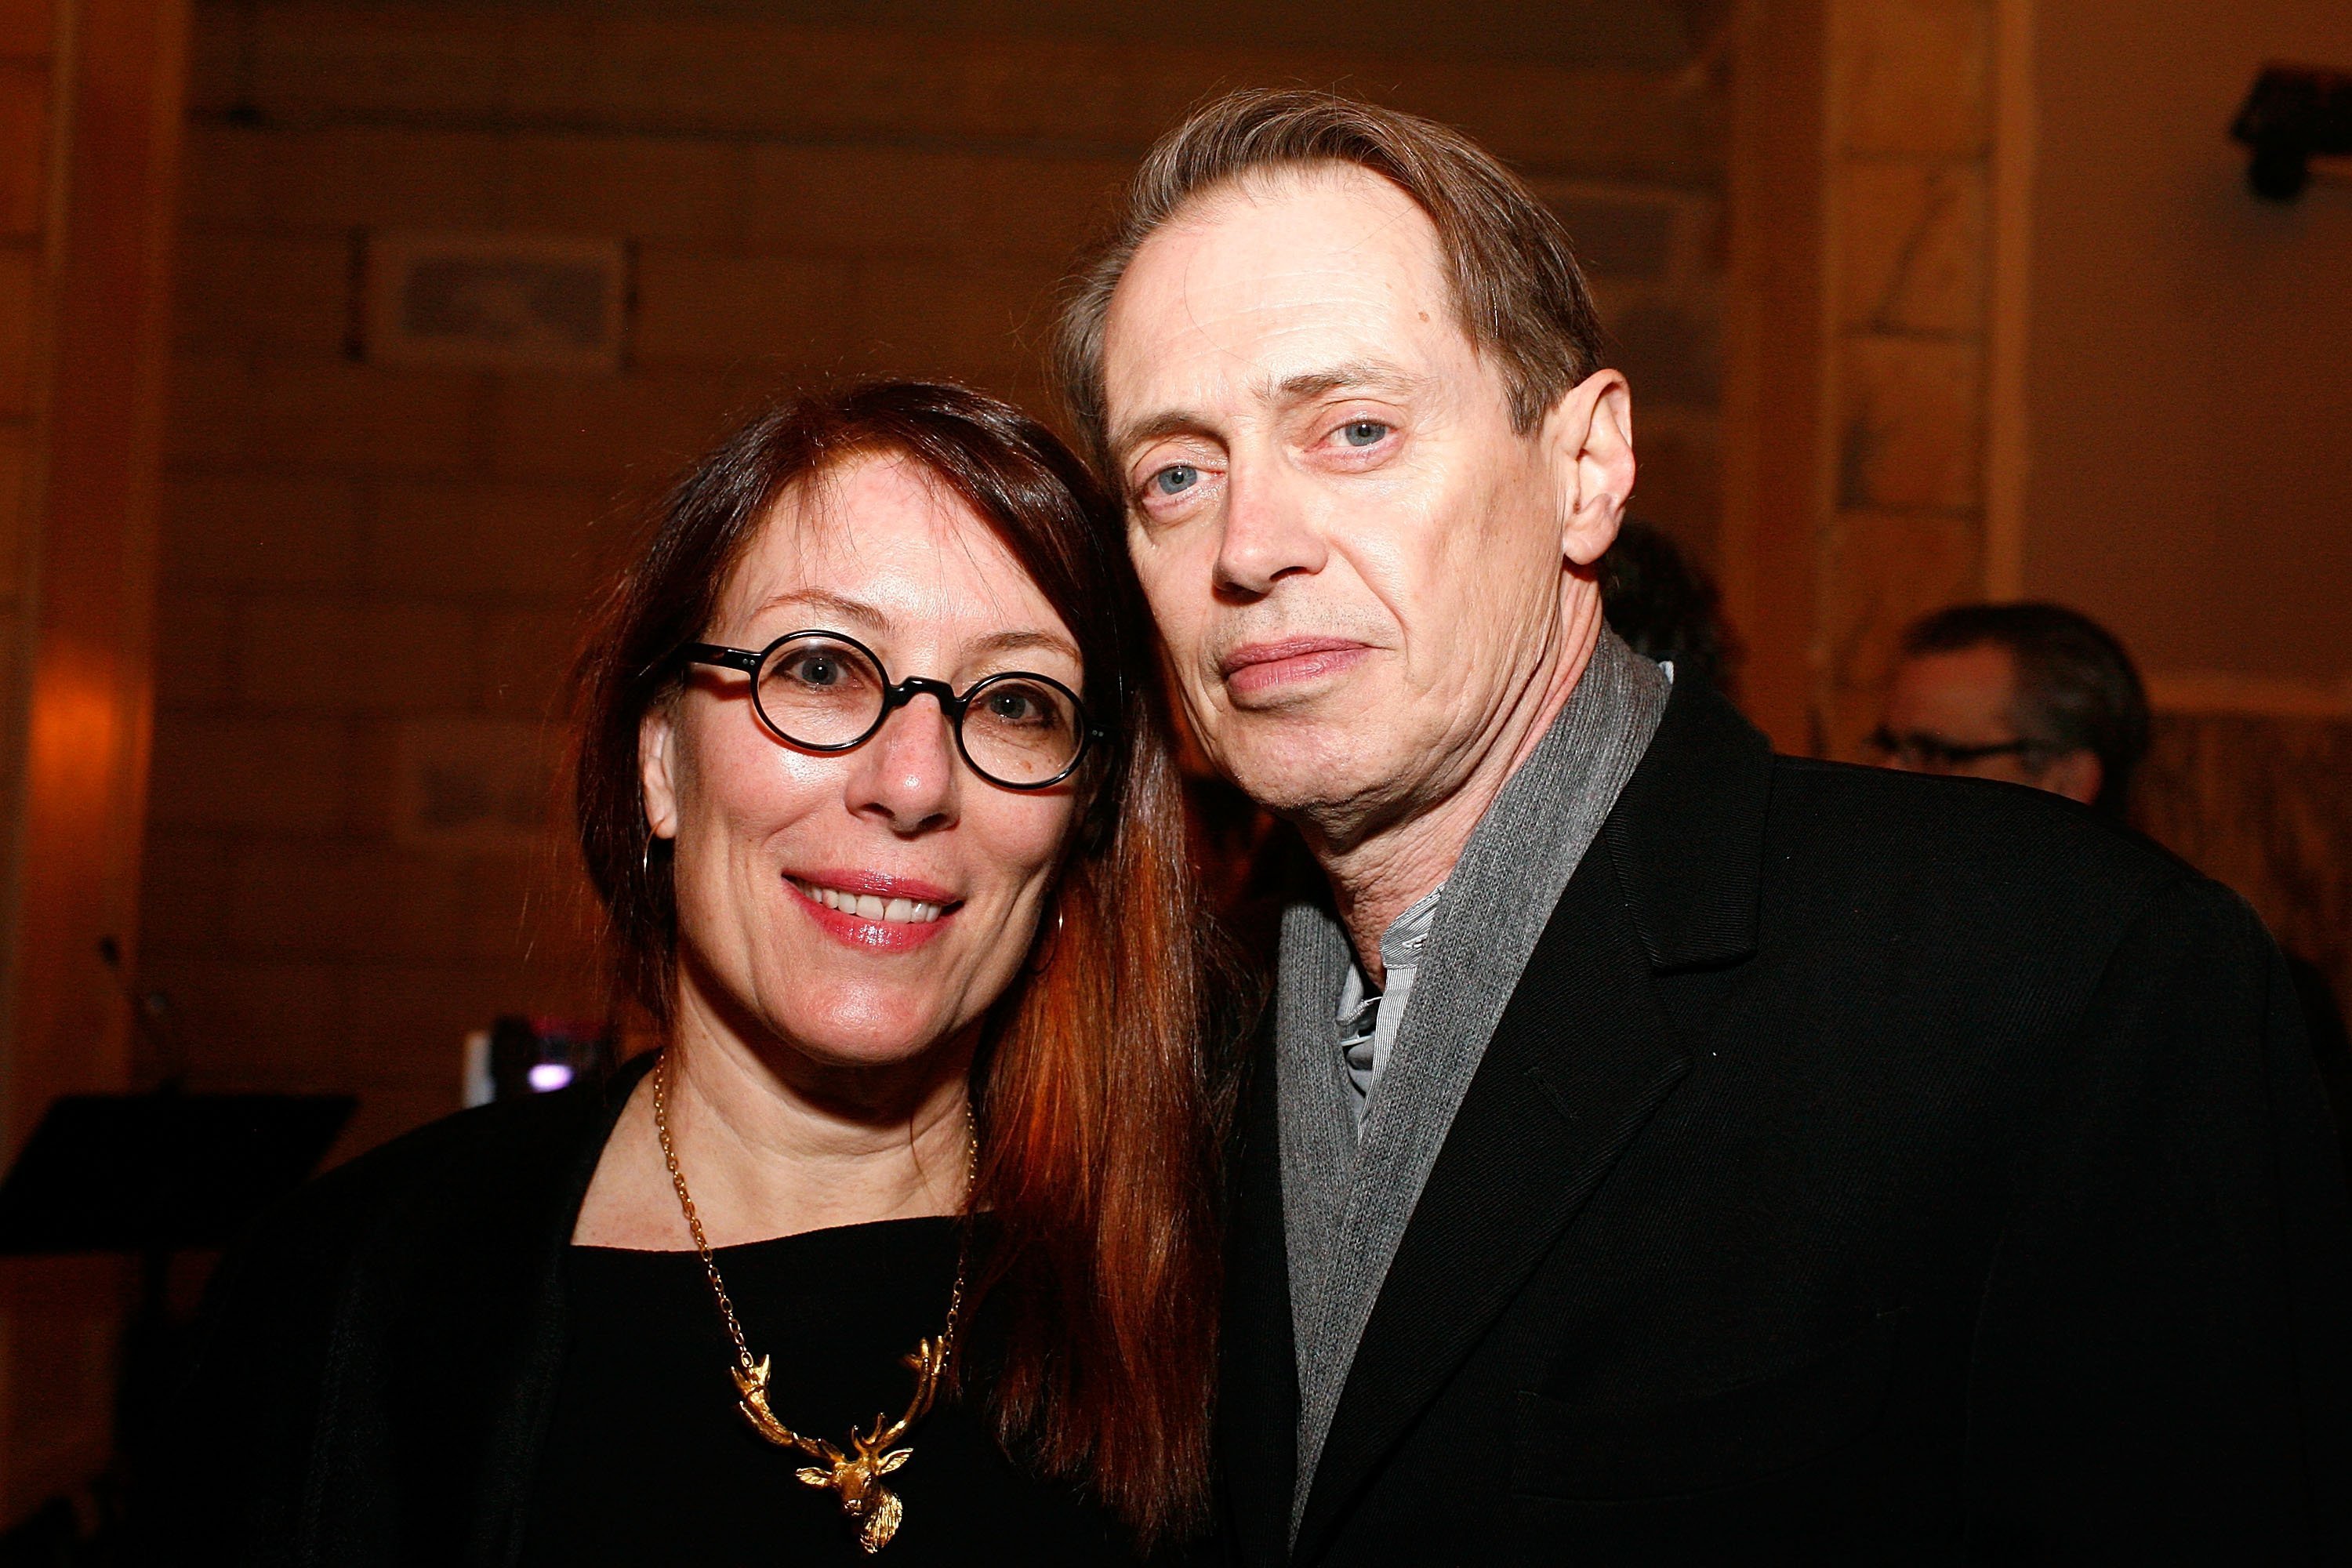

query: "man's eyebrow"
(1109, 361), (1424, 463)
(1267, 360), (1424, 404)
(1109, 409), (1214, 463)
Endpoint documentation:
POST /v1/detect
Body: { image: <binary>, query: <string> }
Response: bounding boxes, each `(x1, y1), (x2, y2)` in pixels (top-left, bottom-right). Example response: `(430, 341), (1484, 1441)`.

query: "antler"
(733, 1341), (948, 1554)
(733, 1357), (838, 1465)
(854, 1335), (947, 1457)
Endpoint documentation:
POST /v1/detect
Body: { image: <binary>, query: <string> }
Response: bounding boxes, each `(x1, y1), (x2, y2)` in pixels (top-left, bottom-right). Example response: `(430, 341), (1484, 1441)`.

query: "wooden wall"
(143, 0), (1733, 1159)
(1722, 0), (2029, 757)
(2137, 711), (2352, 1026)
(0, 0), (188, 1527)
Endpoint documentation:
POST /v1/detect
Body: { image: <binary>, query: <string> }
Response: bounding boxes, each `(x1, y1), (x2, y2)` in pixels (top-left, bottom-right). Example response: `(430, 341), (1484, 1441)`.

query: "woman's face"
(641, 455), (1083, 1072)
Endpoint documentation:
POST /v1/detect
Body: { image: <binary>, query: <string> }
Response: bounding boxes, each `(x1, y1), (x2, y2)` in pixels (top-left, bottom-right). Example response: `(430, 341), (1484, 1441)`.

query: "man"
(1054, 90), (2352, 1563)
(1871, 601), (2147, 811)
(1878, 600), (2352, 1172)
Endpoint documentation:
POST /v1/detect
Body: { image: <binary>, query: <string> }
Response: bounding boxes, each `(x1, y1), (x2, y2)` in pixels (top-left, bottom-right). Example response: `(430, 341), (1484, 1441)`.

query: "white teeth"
(792, 879), (947, 924)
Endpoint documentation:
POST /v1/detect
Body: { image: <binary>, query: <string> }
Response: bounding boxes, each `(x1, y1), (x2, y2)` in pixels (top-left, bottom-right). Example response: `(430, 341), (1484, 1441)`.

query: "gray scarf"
(1274, 630), (1669, 1540)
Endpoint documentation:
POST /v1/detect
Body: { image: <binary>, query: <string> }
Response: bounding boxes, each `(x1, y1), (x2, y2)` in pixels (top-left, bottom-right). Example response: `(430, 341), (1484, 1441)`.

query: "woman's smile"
(784, 870), (961, 950)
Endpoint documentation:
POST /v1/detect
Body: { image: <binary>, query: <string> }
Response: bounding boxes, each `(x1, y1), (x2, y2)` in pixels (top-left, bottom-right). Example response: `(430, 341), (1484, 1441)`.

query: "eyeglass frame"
(679, 628), (1104, 791)
(1865, 726), (2056, 772)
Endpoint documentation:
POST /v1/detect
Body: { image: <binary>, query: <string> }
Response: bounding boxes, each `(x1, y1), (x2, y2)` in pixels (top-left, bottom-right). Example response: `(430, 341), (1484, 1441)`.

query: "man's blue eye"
(1341, 420), (1388, 448)
(1152, 464), (1199, 496)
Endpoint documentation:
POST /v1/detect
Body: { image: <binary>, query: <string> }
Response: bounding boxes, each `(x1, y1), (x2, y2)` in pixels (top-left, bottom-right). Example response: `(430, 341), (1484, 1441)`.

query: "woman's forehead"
(720, 453), (1072, 650)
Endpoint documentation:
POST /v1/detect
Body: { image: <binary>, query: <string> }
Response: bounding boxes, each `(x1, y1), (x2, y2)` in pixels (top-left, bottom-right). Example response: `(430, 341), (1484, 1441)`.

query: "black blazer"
(141, 1054), (654, 1565)
(1218, 680), (2352, 1565)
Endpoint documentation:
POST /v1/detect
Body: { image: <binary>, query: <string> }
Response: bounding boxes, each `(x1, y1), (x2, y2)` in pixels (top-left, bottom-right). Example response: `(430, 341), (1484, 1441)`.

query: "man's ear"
(1545, 368), (1636, 568)
(2040, 748), (2104, 809)
(640, 703), (681, 842)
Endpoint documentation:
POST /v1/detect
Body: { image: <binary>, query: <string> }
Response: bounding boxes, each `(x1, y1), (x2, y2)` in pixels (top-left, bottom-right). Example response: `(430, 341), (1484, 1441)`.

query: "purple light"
(527, 1062), (575, 1093)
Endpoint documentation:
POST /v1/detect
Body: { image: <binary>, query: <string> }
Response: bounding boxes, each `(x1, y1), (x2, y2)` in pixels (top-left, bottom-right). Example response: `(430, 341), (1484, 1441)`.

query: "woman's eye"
(1338, 419), (1390, 448)
(781, 652), (843, 687)
(1150, 463), (1200, 497)
(987, 690), (1040, 724)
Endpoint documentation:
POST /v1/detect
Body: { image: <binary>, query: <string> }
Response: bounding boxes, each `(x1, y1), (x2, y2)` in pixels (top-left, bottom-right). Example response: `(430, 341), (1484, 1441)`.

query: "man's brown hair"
(1052, 87), (1610, 477)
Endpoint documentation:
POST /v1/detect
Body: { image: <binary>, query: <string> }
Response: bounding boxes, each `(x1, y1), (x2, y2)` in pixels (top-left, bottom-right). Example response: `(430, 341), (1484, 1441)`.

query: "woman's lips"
(1220, 637), (1373, 696)
(785, 873), (960, 951)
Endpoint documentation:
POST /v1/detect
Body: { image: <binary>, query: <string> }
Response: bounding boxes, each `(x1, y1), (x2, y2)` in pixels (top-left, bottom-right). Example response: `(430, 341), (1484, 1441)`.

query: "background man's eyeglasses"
(1867, 727), (2051, 773)
(682, 630), (1098, 791)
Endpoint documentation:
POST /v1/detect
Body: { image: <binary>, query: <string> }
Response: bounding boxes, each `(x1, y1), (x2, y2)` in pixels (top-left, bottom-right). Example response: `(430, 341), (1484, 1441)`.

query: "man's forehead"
(1101, 168), (1465, 423)
(1905, 641), (2017, 692)
(1891, 643), (2022, 727)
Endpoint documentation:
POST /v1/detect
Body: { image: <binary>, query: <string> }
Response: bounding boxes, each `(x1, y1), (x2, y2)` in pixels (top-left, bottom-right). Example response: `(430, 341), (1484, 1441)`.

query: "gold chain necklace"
(652, 1050), (973, 1555)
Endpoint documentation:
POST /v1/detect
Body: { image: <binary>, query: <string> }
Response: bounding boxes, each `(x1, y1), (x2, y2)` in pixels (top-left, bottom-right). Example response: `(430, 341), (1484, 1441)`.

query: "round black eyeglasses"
(682, 630), (1100, 791)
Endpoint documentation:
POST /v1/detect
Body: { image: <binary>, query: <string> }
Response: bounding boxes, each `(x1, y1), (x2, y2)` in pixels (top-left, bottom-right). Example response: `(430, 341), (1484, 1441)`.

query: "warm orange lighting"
(26, 648), (131, 808)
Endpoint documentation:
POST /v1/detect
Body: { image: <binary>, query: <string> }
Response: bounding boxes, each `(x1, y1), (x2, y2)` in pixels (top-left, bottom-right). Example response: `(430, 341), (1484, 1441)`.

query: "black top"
(1218, 676), (2352, 1565)
(522, 1219), (1121, 1566)
(136, 1054), (1157, 1566)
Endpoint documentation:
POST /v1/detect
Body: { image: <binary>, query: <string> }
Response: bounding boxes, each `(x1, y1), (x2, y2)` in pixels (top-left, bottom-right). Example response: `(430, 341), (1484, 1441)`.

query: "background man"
(1871, 601), (2147, 811)
(1878, 599), (2352, 1170)
(1057, 89), (2351, 1563)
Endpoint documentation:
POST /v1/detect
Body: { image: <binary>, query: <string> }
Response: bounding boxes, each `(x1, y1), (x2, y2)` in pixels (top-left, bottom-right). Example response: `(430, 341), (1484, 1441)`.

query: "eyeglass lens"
(757, 634), (887, 748)
(753, 633), (1083, 788)
(1868, 728), (2033, 771)
(958, 674), (1083, 786)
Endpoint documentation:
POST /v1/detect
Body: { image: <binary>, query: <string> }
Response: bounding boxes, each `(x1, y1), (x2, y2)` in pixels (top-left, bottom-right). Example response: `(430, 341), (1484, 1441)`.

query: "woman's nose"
(847, 695), (960, 831)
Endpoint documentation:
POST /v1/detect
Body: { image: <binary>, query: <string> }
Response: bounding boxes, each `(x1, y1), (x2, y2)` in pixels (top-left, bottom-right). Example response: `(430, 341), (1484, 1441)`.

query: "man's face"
(1099, 168), (1621, 841)
(1877, 643), (2098, 801)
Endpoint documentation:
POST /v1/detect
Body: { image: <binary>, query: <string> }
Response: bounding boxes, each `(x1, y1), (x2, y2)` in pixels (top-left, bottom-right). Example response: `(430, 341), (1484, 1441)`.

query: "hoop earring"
(642, 833), (668, 883)
(1026, 902), (1065, 976)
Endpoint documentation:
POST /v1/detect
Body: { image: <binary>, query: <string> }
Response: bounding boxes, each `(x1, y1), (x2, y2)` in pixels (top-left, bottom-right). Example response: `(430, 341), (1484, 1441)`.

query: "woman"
(152, 383), (1222, 1563)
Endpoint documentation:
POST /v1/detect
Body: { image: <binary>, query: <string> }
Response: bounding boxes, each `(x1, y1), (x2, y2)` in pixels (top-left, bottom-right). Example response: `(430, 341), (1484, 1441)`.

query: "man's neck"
(1312, 601), (1603, 984)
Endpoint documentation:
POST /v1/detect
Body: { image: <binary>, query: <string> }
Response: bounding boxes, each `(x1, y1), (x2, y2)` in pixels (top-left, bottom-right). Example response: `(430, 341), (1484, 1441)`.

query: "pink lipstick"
(784, 869), (961, 952)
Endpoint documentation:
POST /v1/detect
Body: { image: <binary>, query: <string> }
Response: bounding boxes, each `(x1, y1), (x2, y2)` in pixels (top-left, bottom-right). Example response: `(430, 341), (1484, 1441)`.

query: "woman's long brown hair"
(571, 382), (1218, 1542)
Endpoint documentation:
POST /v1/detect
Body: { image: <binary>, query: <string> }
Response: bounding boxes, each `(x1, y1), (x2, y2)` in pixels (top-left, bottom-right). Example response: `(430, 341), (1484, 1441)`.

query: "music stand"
(0, 1088), (355, 1504)
(0, 1091), (354, 1257)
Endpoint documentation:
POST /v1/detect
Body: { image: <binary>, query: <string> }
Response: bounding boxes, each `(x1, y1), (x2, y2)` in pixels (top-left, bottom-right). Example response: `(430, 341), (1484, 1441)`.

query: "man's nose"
(846, 695), (960, 832)
(1213, 459), (1326, 598)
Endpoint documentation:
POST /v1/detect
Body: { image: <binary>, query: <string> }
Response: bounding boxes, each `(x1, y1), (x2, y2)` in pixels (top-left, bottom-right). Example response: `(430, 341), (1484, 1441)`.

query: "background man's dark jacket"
(1218, 680), (2352, 1564)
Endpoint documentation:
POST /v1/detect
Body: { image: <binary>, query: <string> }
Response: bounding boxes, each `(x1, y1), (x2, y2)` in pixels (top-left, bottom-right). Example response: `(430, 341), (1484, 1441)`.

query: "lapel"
(1218, 1018), (1301, 1567)
(1290, 679), (1772, 1561)
(464, 1057), (645, 1566)
(313, 1052), (648, 1566)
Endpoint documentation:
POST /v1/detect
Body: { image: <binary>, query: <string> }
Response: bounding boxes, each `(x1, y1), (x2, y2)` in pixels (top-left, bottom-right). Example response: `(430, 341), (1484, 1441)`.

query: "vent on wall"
(358, 231), (631, 372)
